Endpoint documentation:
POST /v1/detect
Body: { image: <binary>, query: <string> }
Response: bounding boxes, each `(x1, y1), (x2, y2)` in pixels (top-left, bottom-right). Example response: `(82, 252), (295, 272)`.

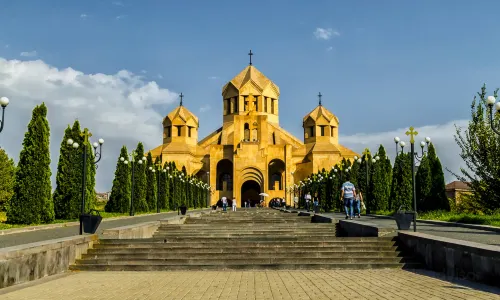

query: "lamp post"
(120, 152), (146, 216)
(206, 171), (210, 207)
(353, 150), (380, 214)
(67, 128), (104, 235)
(0, 97), (10, 133)
(486, 95), (500, 135)
(394, 127), (431, 232)
(149, 162), (166, 213)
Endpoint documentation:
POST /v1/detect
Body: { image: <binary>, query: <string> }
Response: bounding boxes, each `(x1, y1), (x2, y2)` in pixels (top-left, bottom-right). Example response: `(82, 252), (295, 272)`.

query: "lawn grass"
(418, 211), (500, 227)
(0, 202), (176, 231)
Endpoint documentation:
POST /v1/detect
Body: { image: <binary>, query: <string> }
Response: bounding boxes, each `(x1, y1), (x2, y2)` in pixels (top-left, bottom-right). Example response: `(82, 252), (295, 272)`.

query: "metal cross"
(318, 92), (322, 106)
(179, 93), (184, 106)
(80, 128), (92, 144)
(405, 126), (418, 144)
(248, 50), (253, 66)
(362, 148), (371, 161)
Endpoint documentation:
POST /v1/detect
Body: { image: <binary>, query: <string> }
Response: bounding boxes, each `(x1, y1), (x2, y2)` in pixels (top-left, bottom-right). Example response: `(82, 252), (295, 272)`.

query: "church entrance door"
(241, 180), (261, 207)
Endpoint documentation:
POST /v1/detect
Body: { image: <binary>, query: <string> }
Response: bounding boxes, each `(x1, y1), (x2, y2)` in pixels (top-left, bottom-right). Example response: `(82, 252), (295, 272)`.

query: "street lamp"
(67, 128), (104, 235)
(394, 127), (431, 232)
(486, 95), (500, 135)
(353, 149), (380, 214)
(149, 162), (167, 213)
(120, 152), (146, 216)
(205, 171), (210, 208)
(0, 97), (10, 133)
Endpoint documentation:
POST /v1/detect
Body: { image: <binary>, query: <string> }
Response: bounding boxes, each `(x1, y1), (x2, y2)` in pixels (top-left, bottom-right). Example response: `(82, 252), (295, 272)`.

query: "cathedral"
(149, 54), (358, 207)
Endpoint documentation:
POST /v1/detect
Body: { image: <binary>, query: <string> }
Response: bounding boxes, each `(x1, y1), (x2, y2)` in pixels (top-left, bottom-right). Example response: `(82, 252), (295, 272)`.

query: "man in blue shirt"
(341, 180), (356, 220)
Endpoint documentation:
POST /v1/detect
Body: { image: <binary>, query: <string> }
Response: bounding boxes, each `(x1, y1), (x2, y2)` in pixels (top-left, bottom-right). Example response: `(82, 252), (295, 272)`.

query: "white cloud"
(0, 57), (178, 192)
(208, 76), (219, 80)
(20, 51), (37, 57)
(199, 105), (211, 113)
(313, 28), (340, 40)
(112, 1), (124, 6)
(115, 15), (127, 20)
(4, 44), (9, 49)
(340, 120), (469, 184)
(80, 14), (88, 19)
(326, 46), (333, 52)
(157, 74), (163, 79)
(140, 70), (147, 74)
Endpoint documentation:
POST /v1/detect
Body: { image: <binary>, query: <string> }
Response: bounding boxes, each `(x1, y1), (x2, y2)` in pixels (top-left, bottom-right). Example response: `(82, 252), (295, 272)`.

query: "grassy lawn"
(0, 202), (175, 231)
(370, 210), (500, 227)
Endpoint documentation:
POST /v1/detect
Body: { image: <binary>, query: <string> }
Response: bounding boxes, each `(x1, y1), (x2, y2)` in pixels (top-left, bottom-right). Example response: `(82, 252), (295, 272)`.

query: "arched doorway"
(241, 180), (261, 207)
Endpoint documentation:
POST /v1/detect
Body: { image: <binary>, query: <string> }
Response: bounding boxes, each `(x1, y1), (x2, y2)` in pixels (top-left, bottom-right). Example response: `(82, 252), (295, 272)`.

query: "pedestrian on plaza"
(305, 192), (311, 211)
(353, 189), (364, 218)
(340, 179), (356, 220)
(232, 197), (237, 211)
(313, 193), (319, 214)
(222, 196), (228, 212)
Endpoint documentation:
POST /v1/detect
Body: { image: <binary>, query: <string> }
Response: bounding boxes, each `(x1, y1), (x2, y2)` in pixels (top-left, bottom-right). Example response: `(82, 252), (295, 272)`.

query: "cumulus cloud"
(208, 76), (219, 80)
(20, 51), (37, 57)
(80, 14), (88, 19)
(115, 15), (127, 20)
(313, 28), (340, 40)
(199, 105), (211, 113)
(326, 46), (333, 52)
(0, 57), (178, 192)
(340, 120), (469, 183)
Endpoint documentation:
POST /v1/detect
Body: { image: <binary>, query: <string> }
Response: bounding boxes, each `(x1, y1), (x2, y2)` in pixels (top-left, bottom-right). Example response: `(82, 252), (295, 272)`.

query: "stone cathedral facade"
(149, 60), (358, 207)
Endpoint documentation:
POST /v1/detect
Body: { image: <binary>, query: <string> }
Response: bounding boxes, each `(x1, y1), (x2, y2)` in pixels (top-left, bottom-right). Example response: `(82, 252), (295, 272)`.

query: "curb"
(0, 208), (210, 236)
(366, 214), (500, 233)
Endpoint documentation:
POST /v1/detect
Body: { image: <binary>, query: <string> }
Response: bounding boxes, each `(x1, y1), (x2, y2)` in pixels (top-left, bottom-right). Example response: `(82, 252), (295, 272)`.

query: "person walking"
(222, 196), (228, 212)
(313, 193), (319, 214)
(341, 179), (356, 220)
(354, 189), (363, 218)
(305, 192), (311, 212)
(232, 197), (237, 212)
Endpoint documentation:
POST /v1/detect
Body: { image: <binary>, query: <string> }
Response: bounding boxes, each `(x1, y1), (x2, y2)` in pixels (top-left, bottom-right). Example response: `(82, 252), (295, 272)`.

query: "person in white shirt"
(232, 197), (237, 211)
(221, 196), (228, 212)
(305, 192), (311, 211)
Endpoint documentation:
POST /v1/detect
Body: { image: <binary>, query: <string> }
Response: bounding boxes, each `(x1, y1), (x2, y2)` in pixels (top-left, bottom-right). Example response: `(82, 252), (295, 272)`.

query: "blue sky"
(0, 0), (498, 190)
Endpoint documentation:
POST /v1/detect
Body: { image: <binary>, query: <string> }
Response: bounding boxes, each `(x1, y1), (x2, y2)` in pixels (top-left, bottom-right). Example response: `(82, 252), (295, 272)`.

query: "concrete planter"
(180, 206), (187, 215)
(395, 212), (414, 230)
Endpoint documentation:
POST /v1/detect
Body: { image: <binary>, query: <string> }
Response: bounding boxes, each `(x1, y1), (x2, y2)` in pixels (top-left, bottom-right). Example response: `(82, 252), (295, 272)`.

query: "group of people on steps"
(302, 179), (365, 219)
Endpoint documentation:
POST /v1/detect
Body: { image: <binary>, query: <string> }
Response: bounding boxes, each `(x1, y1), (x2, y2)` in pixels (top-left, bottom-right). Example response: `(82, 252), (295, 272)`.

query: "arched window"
(244, 123), (250, 141)
(251, 128), (258, 141)
(270, 173), (282, 190)
(218, 173), (233, 191)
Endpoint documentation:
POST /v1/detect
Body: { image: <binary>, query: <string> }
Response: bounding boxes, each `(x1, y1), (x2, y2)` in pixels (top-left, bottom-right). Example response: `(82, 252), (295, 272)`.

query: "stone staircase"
(71, 209), (421, 271)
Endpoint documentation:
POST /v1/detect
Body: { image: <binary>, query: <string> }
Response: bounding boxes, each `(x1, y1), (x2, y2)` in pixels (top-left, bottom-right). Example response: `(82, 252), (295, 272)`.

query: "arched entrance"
(241, 180), (261, 207)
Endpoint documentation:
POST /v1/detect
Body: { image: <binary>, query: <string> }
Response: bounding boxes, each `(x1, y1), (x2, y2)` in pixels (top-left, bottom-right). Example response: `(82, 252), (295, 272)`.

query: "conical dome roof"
(163, 105), (199, 126)
(222, 65), (280, 95)
(303, 105), (338, 124)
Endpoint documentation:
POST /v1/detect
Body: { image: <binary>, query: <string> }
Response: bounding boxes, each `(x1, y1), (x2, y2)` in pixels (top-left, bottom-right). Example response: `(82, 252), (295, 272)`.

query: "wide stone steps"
(72, 210), (421, 271)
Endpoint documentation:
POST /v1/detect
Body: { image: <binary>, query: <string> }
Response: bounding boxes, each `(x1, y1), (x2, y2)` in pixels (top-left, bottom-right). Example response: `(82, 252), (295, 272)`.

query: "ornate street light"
(394, 127), (431, 232)
(486, 95), (500, 135)
(0, 97), (10, 133)
(120, 152), (146, 216)
(353, 149), (380, 214)
(67, 128), (104, 235)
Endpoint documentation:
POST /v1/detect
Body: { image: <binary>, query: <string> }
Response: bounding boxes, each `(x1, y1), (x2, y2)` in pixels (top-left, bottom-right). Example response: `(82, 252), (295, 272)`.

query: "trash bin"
(80, 210), (102, 234)
(394, 211), (414, 230)
(180, 206), (187, 215)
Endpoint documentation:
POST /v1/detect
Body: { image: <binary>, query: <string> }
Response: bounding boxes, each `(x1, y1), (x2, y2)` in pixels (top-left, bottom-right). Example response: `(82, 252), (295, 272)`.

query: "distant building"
(445, 181), (472, 205)
(96, 192), (110, 202)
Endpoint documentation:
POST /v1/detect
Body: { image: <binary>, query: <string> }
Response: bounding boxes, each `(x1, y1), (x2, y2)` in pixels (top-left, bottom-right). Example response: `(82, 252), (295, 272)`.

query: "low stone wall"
(0, 235), (97, 289)
(338, 220), (395, 237)
(398, 231), (500, 287)
(101, 210), (209, 239)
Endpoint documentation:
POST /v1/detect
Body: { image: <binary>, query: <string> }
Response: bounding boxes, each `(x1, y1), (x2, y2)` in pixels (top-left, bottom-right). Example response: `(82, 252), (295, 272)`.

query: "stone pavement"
(1, 270), (499, 300)
(0, 211), (183, 248)
(319, 212), (500, 246)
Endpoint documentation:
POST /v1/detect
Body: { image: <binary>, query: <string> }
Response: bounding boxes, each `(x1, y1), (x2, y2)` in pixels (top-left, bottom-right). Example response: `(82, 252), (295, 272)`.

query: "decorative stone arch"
(240, 166), (264, 187)
(240, 166), (265, 207)
(268, 159), (285, 190)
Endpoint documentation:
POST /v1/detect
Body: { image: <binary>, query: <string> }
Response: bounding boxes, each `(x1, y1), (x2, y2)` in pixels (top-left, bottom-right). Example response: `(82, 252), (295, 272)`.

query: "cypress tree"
(106, 146), (131, 213)
(133, 142), (148, 212)
(7, 103), (54, 224)
(53, 125), (77, 219)
(155, 157), (168, 211)
(145, 152), (157, 211)
(86, 138), (97, 212)
(416, 154), (432, 212)
(389, 152), (413, 211)
(428, 143), (449, 211)
(0, 148), (15, 211)
(371, 145), (392, 212)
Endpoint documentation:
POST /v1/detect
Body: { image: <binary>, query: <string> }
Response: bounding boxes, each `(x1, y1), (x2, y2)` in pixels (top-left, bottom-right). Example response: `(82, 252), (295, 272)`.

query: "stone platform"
(71, 209), (420, 271)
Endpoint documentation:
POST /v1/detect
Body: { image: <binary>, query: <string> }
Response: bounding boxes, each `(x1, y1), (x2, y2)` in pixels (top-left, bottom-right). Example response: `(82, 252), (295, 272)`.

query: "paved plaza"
(1, 270), (499, 300)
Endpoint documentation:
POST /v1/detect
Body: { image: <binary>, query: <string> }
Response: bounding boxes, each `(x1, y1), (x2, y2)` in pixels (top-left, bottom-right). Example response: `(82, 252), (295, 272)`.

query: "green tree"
(0, 148), (15, 211)
(105, 146), (131, 213)
(389, 152), (412, 211)
(145, 152), (157, 211)
(53, 125), (77, 219)
(371, 145), (392, 212)
(86, 137), (97, 212)
(452, 84), (500, 213)
(416, 154), (432, 212)
(133, 142), (148, 212)
(155, 157), (168, 211)
(427, 143), (449, 211)
(7, 103), (54, 224)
